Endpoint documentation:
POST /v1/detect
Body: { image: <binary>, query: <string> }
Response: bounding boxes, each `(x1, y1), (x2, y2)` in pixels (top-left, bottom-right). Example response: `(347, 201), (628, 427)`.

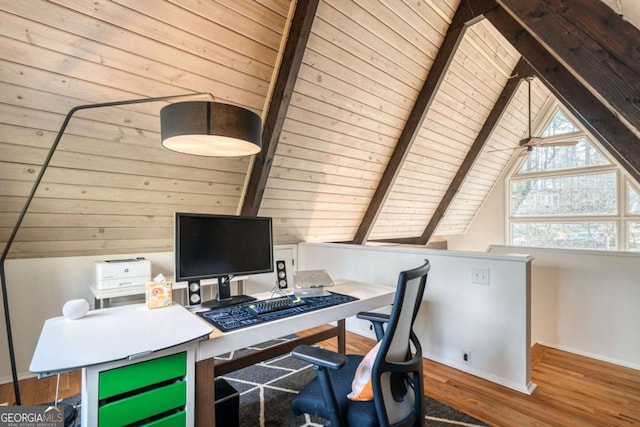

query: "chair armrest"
(357, 312), (390, 341)
(291, 345), (347, 370)
(357, 311), (390, 324)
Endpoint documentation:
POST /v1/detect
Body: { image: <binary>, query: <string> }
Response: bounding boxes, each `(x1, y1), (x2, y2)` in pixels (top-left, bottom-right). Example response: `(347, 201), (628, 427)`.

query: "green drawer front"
(143, 410), (186, 427)
(98, 380), (186, 426)
(99, 352), (186, 399)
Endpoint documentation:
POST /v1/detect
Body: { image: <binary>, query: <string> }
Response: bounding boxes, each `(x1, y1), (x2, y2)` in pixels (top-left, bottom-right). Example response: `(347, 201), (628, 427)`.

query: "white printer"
(94, 258), (151, 290)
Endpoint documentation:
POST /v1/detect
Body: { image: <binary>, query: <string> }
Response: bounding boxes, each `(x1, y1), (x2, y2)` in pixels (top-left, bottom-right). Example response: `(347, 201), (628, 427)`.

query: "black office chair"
(290, 260), (430, 427)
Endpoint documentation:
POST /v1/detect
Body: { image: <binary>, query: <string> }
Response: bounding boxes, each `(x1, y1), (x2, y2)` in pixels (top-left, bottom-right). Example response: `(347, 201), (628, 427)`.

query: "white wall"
(297, 242), (535, 394)
(445, 171), (640, 371)
(0, 245), (296, 383)
(490, 245), (640, 369)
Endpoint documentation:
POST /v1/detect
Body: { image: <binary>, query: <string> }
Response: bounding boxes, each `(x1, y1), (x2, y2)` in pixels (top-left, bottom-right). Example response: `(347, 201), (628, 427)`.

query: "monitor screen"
(175, 213), (274, 282)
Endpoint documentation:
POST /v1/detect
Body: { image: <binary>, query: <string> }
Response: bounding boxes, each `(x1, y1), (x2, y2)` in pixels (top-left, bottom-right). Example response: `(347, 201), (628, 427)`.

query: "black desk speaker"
(187, 281), (201, 306)
(276, 260), (288, 289)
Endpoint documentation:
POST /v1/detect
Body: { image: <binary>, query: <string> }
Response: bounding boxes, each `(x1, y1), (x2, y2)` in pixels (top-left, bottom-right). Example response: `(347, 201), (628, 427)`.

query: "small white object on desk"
(62, 299), (90, 320)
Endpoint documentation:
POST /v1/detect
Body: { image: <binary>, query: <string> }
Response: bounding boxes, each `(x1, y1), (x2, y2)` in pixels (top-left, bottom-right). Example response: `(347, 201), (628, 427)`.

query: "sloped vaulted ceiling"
(1, 0), (639, 258)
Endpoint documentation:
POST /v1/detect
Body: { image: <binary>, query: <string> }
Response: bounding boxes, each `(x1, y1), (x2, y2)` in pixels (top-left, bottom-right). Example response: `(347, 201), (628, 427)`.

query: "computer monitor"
(174, 212), (274, 308)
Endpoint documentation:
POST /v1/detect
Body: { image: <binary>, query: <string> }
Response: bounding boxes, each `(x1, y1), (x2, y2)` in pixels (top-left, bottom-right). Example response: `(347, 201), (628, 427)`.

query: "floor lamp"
(0, 93), (262, 404)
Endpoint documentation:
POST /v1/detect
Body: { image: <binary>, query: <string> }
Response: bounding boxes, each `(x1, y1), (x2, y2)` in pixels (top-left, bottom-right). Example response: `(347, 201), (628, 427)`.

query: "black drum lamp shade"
(161, 101), (262, 157)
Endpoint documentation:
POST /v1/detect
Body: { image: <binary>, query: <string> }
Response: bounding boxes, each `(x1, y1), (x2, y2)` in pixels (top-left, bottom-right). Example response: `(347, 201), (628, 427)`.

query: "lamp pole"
(0, 92), (212, 404)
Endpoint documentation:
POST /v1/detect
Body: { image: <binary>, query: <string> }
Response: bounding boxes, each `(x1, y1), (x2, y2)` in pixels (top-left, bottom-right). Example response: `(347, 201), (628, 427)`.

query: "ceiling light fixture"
(161, 101), (262, 157)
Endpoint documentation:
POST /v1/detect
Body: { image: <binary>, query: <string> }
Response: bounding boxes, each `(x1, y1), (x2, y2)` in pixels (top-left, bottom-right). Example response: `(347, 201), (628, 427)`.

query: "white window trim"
(505, 100), (639, 251)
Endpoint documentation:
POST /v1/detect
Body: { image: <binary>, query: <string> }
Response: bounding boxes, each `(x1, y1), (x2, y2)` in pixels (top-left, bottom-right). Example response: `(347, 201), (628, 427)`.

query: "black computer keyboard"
(197, 292), (359, 332)
(247, 295), (307, 314)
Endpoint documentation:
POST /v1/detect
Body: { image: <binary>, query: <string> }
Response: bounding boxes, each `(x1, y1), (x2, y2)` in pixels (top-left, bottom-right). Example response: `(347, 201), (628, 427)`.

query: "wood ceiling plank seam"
(2, 2), (274, 96)
(462, 32), (516, 80)
(264, 177), (376, 197)
(498, 0), (640, 132)
(294, 67), (411, 125)
(165, 0), (284, 48)
(0, 10), (270, 104)
(274, 141), (387, 173)
(284, 119), (398, 156)
(467, 20), (520, 74)
(278, 131), (392, 165)
(270, 159), (383, 182)
(0, 37), (252, 110)
(323, 0), (433, 73)
(398, 0), (453, 35)
(215, 0), (289, 32)
(449, 46), (508, 98)
(0, 164), (244, 196)
(353, 0), (438, 58)
(426, 98), (489, 132)
(312, 7), (429, 84)
(377, 0), (448, 49)
(288, 96), (402, 143)
(452, 39), (511, 90)
(310, 17), (425, 91)
(470, 20), (520, 70)
(0, 83), (160, 133)
(441, 72), (502, 110)
(401, 0), (456, 25)
(421, 58), (529, 243)
(102, 0), (278, 66)
(282, 116), (395, 155)
(0, 197), (238, 216)
(0, 213), (174, 229)
(430, 93), (492, 127)
(255, 0), (291, 18)
(303, 36), (419, 106)
(486, 6), (640, 183)
(268, 167), (379, 189)
(0, 181), (242, 207)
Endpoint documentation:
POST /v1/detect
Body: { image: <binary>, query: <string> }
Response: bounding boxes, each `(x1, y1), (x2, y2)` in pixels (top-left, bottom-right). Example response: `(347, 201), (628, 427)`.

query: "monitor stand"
(200, 276), (256, 309)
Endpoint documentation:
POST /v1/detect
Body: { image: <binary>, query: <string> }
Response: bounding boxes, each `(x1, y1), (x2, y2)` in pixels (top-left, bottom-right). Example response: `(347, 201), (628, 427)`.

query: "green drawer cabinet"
(96, 351), (188, 426)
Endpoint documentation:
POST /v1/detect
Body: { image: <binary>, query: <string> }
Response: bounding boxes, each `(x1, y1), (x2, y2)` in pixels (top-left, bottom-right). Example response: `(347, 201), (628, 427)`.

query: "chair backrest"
(372, 260), (430, 427)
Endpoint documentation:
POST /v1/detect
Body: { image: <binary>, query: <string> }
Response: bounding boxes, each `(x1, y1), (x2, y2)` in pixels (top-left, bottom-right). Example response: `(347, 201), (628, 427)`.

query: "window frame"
(505, 101), (638, 251)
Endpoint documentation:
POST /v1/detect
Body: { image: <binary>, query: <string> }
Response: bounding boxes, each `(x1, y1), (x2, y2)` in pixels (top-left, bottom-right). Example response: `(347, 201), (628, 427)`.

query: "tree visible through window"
(508, 107), (638, 251)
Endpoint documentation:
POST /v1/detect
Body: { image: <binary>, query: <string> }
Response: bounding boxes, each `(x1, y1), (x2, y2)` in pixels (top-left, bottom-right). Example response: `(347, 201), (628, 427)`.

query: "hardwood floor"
(2, 331), (639, 426)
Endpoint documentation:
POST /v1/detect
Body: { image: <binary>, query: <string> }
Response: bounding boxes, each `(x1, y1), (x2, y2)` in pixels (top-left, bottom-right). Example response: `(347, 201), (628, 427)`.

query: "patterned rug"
(54, 338), (490, 426)
(216, 339), (490, 427)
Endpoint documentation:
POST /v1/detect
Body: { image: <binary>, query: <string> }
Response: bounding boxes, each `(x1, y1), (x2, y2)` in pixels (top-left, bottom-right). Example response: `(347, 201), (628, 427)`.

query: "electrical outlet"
(462, 350), (471, 364)
(471, 267), (490, 285)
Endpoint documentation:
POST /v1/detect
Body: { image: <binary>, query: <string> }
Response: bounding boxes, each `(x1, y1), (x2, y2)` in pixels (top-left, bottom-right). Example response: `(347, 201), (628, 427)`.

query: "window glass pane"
(512, 222), (616, 250)
(541, 110), (578, 137)
(516, 139), (609, 174)
(511, 172), (617, 216)
(629, 222), (640, 251)
(629, 185), (640, 214)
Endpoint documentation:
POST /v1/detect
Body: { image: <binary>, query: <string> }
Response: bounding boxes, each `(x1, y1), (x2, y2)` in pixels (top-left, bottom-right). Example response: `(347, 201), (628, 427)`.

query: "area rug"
(54, 339), (490, 426)
(216, 339), (490, 427)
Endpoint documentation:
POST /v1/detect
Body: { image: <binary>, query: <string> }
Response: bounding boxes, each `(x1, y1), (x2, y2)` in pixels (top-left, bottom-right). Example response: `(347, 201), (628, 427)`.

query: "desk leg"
(337, 319), (346, 354)
(195, 358), (215, 427)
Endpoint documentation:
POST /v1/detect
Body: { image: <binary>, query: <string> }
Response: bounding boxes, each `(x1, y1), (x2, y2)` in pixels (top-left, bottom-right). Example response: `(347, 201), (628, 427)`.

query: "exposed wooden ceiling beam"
(240, 0), (320, 216)
(415, 58), (532, 245)
(350, 0), (499, 245)
(496, 0), (640, 137)
(486, 6), (640, 183)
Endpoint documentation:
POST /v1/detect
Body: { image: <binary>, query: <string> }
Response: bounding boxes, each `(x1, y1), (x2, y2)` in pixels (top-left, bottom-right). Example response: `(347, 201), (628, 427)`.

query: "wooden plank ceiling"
(0, 0), (639, 258)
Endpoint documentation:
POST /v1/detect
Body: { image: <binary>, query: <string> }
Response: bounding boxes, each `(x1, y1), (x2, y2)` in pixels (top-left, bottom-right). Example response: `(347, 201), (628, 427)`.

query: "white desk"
(30, 304), (213, 426)
(31, 280), (395, 427)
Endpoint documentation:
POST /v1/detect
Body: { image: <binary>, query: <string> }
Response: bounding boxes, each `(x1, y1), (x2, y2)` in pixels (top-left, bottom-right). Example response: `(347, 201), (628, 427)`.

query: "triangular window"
(516, 109), (609, 175)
